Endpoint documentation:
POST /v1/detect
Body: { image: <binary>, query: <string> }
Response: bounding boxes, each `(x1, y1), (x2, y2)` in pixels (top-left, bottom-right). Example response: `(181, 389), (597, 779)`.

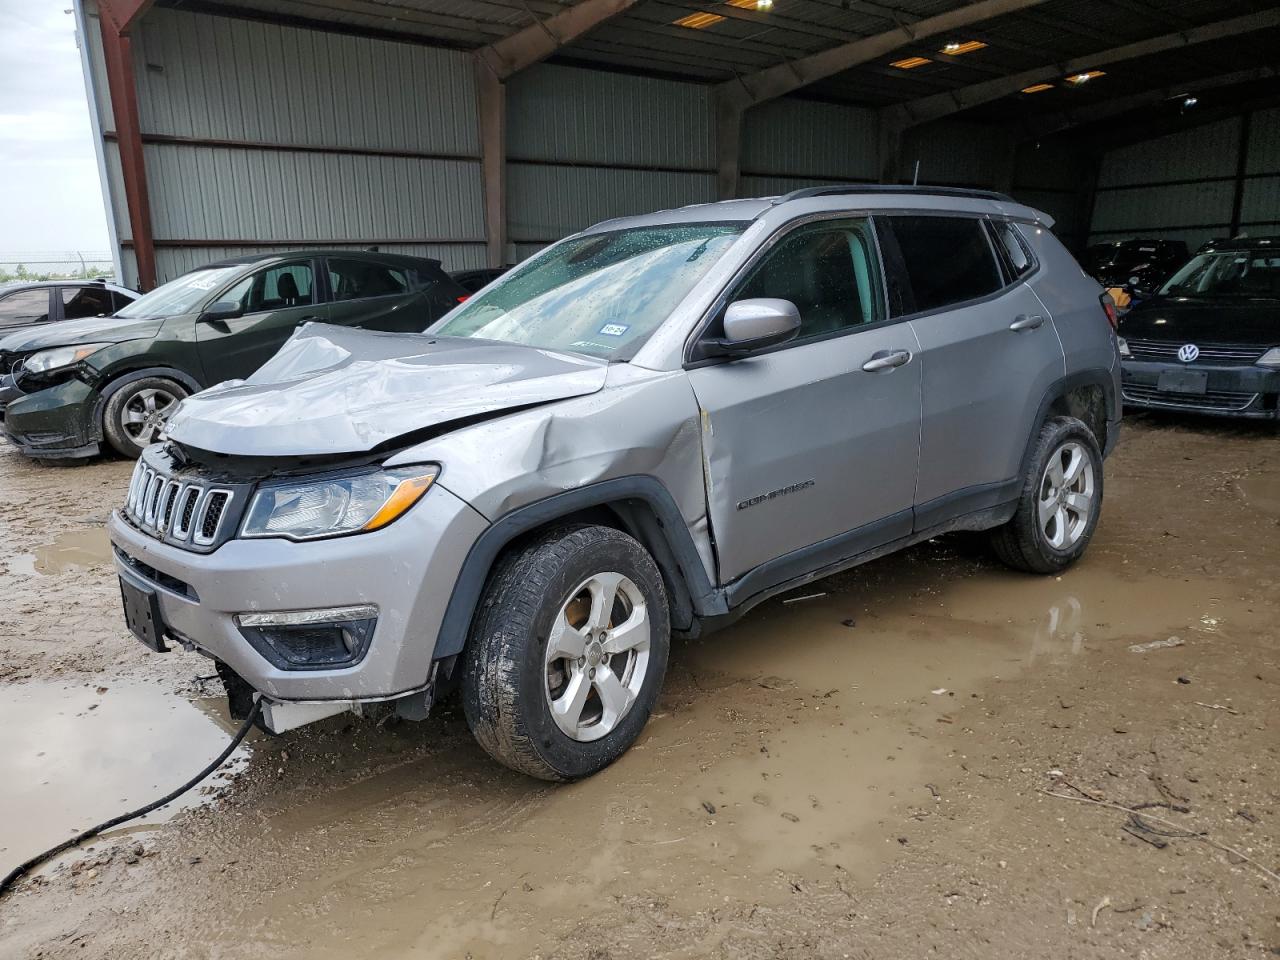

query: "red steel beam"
(97, 1), (158, 290)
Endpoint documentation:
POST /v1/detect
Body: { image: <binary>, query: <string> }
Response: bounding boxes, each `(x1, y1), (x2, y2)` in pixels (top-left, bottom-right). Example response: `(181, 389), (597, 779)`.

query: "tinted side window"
(232, 262), (314, 312)
(60, 285), (114, 319)
(0, 289), (50, 328)
(111, 291), (134, 312)
(733, 220), (883, 340)
(329, 259), (410, 302)
(990, 221), (1034, 279)
(888, 216), (1002, 313)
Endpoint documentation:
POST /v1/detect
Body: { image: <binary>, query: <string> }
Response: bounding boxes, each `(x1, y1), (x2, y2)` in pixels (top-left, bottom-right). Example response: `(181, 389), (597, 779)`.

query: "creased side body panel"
(385, 366), (716, 586)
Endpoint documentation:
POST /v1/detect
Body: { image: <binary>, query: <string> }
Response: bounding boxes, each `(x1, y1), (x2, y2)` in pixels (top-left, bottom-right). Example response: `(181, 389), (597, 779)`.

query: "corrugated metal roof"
(169, 0), (1279, 121)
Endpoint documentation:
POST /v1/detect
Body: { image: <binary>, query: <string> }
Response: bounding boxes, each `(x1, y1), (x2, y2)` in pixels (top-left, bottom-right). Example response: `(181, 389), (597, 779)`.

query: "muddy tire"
(461, 524), (670, 781)
(102, 376), (188, 459)
(990, 416), (1104, 575)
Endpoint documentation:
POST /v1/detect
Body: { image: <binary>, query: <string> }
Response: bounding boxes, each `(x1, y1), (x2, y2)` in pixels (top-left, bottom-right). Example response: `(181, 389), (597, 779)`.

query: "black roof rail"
(772, 184), (1016, 205)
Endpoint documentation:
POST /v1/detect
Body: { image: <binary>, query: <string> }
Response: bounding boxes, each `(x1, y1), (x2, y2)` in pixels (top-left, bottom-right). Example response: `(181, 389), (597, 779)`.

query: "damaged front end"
(108, 325), (618, 733)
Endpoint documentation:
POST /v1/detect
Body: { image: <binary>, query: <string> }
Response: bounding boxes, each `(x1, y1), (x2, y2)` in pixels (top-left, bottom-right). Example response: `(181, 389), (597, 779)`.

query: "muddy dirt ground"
(1, 414), (1277, 959)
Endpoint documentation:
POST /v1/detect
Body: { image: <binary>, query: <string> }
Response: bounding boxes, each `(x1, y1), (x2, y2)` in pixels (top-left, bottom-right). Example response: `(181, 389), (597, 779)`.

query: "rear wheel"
(102, 376), (188, 458)
(461, 524), (670, 781)
(991, 416), (1103, 574)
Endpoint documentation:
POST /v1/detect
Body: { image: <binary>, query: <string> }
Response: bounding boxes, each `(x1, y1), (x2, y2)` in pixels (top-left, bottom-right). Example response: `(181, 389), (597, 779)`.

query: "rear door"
(323, 257), (458, 333)
(195, 259), (326, 384)
(687, 217), (921, 586)
(58, 285), (116, 321)
(878, 214), (1065, 525)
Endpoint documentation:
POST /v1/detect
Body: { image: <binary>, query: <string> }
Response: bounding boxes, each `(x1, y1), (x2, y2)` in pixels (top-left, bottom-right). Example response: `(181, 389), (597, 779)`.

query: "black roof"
(199, 249), (442, 270)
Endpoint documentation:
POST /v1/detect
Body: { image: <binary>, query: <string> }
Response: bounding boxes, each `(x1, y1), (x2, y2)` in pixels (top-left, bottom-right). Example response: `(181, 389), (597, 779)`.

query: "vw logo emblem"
(1177, 343), (1200, 363)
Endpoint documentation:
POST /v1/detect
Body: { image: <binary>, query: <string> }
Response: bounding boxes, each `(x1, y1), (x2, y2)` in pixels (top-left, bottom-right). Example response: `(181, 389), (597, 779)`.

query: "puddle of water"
(1238, 473), (1280, 518)
(6, 527), (112, 577)
(22, 546), (1266, 959)
(0, 679), (251, 876)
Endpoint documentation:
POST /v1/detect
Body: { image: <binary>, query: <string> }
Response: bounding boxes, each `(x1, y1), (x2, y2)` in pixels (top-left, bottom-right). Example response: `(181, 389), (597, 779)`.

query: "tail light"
(456, 294), (470, 304)
(1099, 293), (1118, 331)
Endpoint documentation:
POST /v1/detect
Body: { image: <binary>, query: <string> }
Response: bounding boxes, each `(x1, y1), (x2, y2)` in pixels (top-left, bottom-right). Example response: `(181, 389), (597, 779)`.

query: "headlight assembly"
(1257, 346), (1280, 369)
(1117, 336), (1131, 358)
(241, 466), (439, 541)
(23, 343), (113, 375)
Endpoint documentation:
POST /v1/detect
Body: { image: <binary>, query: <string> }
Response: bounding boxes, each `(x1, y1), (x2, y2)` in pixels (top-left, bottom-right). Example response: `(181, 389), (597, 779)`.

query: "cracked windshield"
(431, 224), (744, 358)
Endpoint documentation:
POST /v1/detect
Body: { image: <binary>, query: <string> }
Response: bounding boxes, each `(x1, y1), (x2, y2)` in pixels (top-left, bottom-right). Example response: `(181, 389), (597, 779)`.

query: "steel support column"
(476, 64), (507, 267)
(98, 0), (158, 290)
(715, 93), (742, 200)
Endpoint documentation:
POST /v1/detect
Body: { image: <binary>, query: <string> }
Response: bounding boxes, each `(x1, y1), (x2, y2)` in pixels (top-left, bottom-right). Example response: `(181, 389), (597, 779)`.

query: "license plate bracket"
(119, 577), (169, 652)
(1157, 369), (1208, 395)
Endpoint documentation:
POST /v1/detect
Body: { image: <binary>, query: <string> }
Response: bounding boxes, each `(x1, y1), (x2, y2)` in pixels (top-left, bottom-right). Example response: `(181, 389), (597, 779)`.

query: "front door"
(877, 215), (1066, 518)
(195, 259), (325, 384)
(687, 218), (922, 586)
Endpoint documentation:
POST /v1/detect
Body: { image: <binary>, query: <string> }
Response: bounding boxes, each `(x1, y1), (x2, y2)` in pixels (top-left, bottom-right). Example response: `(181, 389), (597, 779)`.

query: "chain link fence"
(0, 252), (116, 283)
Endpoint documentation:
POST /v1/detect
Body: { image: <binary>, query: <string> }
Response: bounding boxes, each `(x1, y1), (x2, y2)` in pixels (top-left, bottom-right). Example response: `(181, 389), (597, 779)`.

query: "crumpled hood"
(0, 315), (163, 353)
(165, 323), (610, 456)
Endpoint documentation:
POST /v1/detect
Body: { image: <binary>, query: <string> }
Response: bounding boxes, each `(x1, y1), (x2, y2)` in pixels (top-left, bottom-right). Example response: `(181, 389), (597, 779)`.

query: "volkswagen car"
(1118, 237), (1280, 419)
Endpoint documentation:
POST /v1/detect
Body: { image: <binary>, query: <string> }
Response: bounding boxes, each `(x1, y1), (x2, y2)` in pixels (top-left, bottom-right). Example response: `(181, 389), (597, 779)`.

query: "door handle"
(1010, 314), (1045, 331)
(862, 349), (912, 372)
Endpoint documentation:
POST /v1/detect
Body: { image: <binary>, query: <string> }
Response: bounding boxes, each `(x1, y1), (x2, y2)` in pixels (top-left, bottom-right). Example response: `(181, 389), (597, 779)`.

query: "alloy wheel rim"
(1038, 441), (1095, 551)
(121, 388), (179, 445)
(544, 572), (650, 742)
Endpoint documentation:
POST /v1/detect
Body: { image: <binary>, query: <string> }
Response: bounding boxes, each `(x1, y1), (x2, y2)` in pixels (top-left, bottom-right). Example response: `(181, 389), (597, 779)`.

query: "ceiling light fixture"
(1067, 70), (1105, 85)
(1021, 83), (1053, 93)
(941, 40), (986, 55)
(674, 11), (725, 28)
(1182, 95), (1198, 108)
(890, 56), (932, 70)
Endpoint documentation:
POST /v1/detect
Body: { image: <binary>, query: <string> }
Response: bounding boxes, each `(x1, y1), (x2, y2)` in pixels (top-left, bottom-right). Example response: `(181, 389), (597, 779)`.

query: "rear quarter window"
(883, 215), (1003, 314)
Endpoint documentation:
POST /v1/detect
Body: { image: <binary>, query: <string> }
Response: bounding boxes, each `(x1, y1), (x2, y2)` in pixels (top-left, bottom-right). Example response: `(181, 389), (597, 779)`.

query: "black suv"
(1, 251), (468, 459)
(1083, 239), (1189, 305)
(1118, 237), (1280, 420)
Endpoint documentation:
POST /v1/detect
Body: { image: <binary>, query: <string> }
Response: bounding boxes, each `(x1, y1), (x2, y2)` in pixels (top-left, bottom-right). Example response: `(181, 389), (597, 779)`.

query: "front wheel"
(102, 376), (188, 458)
(461, 524), (670, 781)
(990, 416), (1104, 574)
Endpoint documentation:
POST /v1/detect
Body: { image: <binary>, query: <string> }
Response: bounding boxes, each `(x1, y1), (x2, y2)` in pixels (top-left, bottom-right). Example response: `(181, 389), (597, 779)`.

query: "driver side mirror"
(199, 300), (244, 322)
(701, 298), (802, 358)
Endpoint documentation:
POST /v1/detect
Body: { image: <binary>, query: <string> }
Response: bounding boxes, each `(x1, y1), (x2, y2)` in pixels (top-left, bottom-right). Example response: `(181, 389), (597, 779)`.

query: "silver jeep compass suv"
(109, 187), (1121, 780)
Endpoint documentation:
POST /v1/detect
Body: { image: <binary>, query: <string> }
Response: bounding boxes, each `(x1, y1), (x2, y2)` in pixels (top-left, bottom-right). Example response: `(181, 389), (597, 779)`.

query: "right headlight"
(241, 465), (439, 541)
(1257, 347), (1280, 369)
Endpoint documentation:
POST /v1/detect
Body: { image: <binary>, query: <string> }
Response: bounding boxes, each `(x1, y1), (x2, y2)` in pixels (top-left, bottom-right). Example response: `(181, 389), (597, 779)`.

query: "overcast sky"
(0, 0), (111, 256)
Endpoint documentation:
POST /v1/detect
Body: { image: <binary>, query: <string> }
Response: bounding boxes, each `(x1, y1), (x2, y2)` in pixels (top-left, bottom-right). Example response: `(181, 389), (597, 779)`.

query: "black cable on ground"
(0, 696), (262, 900)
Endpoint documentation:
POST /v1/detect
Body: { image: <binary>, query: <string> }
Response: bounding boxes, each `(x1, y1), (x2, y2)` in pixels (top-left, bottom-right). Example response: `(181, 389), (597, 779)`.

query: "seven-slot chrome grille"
(1124, 338), (1267, 366)
(124, 454), (237, 548)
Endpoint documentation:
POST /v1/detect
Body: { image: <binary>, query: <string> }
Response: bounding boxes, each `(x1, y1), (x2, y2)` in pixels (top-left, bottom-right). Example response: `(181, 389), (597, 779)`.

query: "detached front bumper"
(2, 378), (102, 458)
(107, 482), (489, 703)
(1120, 360), (1280, 419)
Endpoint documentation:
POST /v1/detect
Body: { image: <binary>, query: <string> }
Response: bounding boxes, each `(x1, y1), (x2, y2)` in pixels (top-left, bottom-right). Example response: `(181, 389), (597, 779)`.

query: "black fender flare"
(1019, 368), (1117, 479)
(431, 476), (723, 661)
(92, 366), (204, 441)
